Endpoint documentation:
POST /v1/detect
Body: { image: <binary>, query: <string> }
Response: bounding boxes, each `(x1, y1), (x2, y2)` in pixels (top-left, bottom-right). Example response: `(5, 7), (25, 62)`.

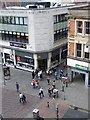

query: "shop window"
(76, 43), (82, 57)
(85, 52), (89, 59)
(77, 21), (83, 33)
(85, 22), (90, 34)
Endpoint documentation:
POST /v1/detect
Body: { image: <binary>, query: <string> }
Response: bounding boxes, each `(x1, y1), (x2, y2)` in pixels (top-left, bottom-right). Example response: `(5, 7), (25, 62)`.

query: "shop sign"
(75, 64), (89, 71)
(10, 42), (27, 49)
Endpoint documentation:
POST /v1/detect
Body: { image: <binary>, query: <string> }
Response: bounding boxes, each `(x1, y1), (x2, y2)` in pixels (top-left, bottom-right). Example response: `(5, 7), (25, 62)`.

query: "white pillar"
(73, 71), (76, 78)
(2, 50), (5, 64)
(85, 73), (88, 88)
(47, 52), (52, 69)
(82, 21), (85, 36)
(13, 50), (16, 66)
(68, 67), (72, 82)
(33, 54), (38, 70)
(81, 44), (84, 58)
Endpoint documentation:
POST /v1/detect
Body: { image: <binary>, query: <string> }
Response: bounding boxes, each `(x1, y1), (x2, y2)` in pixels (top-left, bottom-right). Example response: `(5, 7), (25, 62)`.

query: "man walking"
(16, 82), (20, 92)
(32, 71), (35, 79)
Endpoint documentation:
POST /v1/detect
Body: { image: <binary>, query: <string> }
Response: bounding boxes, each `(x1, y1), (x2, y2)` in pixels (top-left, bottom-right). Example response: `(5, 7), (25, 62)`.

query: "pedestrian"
(53, 92), (56, 99)
(40, 72), (42, 80)
(39, 91), (42, 99)
(47, 77), (50, 85)
(22, 94), (26, 104)
(52, 80), (56, 88)
(16, 82), (20, 92)
(32, 79), (36, 88)
(19, 92), (23, 103)
(48, 88), (52, 97)
(54, 71), (58, 80)
(32, 71), (35, 79)
(39, 87), (44, 98)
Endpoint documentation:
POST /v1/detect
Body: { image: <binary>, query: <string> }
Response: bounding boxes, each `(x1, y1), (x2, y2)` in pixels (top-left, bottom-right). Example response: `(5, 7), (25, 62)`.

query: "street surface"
(0, 64), (89, 119)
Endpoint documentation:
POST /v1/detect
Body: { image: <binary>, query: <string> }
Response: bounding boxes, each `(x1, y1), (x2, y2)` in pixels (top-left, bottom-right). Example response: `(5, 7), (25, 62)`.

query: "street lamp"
(56, 103), (59, 120)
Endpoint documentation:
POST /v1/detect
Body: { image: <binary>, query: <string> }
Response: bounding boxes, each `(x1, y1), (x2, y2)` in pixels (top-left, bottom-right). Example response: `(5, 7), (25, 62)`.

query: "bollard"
(47, 101), (49, 108)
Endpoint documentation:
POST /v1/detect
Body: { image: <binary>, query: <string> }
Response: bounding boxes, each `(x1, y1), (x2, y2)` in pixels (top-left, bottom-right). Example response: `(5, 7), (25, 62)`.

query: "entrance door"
(80, 73), (85, 81)
(38, 59), (47, 71)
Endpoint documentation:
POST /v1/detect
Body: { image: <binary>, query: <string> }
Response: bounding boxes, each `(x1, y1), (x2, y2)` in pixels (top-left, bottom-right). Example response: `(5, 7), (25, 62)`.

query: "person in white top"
(19, 92), (23, 103)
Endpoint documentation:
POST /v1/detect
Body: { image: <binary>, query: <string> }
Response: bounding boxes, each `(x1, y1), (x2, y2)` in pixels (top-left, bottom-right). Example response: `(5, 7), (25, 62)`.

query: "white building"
(0, 6), (68, 72)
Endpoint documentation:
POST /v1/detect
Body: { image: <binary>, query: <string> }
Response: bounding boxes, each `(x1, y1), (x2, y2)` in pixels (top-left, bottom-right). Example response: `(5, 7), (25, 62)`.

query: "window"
(24, 17), (28, 25)
(15, 17), (19, 24)
(54, 15), (57, 23)
(53, 14), (68, 41)
(85, 22), (90, 34)
(77, 21), (83, 33)
(3, 16), (8, 24)
(76, 43), (82, 57)
(85, 52), (89, 59)
(0, 16), (3, 23)
(20, 17), (24, 25)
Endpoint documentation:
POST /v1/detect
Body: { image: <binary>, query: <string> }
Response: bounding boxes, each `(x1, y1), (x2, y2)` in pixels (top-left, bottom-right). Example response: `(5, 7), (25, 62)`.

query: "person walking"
(19, 92), (23, 103)
(16, 82), (20, 92)
(47, 77), (50, 85)
(48, 88), (52, 97)
(39, 87), (44, 98)
(54, 71), (58, 80)
(22, 94), (26, 104)
(32, 71), (35, 79)
(52, 80), (56, 88)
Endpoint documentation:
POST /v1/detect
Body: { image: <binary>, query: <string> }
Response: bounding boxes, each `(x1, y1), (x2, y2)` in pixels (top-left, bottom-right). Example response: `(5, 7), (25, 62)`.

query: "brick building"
(67, 5), (90, 87)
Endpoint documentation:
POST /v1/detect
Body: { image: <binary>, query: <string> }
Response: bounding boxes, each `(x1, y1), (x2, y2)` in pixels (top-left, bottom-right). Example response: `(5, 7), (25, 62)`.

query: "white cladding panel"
(33, 11), (53, 51)
(67, 58), (89, 67)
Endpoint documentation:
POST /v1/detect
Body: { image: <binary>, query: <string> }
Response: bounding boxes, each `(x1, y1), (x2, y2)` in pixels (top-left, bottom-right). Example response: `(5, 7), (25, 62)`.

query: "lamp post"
(56, 103), (59, 120)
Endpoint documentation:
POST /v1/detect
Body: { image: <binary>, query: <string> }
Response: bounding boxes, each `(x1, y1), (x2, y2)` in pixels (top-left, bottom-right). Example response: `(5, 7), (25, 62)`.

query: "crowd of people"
(15, 65), (69, 104)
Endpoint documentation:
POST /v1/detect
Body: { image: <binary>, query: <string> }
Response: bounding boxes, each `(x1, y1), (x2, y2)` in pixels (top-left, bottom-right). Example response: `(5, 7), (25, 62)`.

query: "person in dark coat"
(47, 77), (50, 85)
(32, 71), (35, 79)
(22, 94), (26, 104)
(16, 82), (20, 92)
(48, 88), (52, 97)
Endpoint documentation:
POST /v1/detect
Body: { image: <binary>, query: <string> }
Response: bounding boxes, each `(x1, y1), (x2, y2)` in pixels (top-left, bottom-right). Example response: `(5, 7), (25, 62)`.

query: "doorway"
(38, 59), (47, 71)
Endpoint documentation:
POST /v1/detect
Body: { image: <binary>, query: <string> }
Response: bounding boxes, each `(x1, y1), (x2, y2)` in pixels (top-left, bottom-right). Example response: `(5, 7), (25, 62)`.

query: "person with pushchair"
(19, 92), (26, 104)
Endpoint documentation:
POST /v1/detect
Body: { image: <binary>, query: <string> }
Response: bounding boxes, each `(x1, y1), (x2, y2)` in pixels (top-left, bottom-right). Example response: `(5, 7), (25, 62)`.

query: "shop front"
(68, 66), (89, 87)
(3, 48), (14, 67)
(15, 50), (34, 72)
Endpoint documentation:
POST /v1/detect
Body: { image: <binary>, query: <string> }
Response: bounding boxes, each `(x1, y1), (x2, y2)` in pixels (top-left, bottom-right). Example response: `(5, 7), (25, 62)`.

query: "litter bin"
(33, 109), (39, 119)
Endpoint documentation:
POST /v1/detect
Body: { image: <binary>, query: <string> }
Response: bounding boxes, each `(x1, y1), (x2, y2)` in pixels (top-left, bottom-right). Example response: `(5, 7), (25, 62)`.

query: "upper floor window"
(85, 52), (89, 59)
(53, 14), (68, 41)
(0, 16), (28, 25)
(76, 43), (82, 57)
(77, 21), (83, 33)
(85, 22), (90, 34)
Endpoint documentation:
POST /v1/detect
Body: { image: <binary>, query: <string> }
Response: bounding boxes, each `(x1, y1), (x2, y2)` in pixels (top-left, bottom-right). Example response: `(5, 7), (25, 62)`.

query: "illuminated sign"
(10, 42), (26, 49)
(75, 64), (88, 71)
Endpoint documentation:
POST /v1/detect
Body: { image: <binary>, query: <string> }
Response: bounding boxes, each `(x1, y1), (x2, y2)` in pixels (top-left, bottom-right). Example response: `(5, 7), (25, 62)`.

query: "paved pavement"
(0, 64), (89, 119)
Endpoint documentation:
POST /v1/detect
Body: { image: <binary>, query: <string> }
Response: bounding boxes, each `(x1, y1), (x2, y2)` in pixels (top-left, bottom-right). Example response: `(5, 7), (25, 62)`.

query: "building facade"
(0, 7), (68, 72)
(67, 5), (90, 87)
